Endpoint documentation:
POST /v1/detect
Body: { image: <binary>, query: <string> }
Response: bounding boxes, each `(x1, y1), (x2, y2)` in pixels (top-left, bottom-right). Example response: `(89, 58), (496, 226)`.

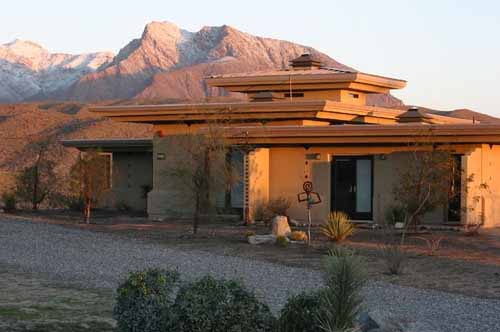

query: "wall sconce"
(305, 153), (321, 160)
(157, 153), (166, 160)
(379, 154), (387, 160)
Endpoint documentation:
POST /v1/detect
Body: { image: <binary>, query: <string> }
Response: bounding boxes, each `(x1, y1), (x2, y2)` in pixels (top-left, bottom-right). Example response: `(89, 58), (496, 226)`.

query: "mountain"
(0, 40), (113, 103)
(0, 22), (402, 107)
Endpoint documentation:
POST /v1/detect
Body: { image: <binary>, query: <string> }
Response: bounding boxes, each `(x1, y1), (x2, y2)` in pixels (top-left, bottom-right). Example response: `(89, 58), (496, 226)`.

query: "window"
(284, 92), (304, 98)
(348, 93), (360, 99)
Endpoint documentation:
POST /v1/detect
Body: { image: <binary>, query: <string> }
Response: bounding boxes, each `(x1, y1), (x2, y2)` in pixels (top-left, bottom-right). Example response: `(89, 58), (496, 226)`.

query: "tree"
(69, 150), (110, 224)
(392, 130), (456, 243)
(15, 140), (58, 210)
(163, 123), (239, 234)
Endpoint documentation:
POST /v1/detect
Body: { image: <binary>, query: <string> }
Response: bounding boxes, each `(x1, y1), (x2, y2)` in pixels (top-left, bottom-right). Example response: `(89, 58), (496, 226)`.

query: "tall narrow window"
(356, 159), (372, 213)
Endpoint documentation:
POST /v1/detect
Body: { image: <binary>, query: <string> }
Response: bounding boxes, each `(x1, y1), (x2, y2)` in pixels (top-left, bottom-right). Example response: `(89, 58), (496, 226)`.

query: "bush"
(113, 268), (180, 332)
(319, 247), (366, 332)
(321, 211), (355, 242)
(384, 205), (406, 226)
(266, 197), (292, 218)
(1, 192), (16, 212)
(379, 243), (407, 275)
(244, 230), (256, 238)
(62, 195), (85, 211)
(289, 231), (308, 242)
(277, 290), (324, 332)
(172, 276), (275, 332)
(116, 200), (132, 212)
(276, 235), (289, 247)
(253, 197), (292, 223)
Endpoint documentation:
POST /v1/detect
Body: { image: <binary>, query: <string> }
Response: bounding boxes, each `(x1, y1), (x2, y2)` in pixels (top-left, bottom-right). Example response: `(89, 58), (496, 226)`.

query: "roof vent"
(250, 91), (284, 102)
(290, 53), (322, 70)
(397, 106), (432, 124)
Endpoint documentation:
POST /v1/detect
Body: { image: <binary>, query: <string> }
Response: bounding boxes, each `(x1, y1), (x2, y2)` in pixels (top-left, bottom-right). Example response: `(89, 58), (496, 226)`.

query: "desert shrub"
(244, 230), (256, 238)
(172, 276), (275, 332)
(62, 195), (85, 211)
(289, 230), (308, 242)
(266, 197), (292, 217)
(116, 200), (132, 212)
(321, 211), (355, 242)
(276, 235), (289, 247)
(384, 205), (406, 226)
(319, 247), (366, 332)
(113, 268), (180, 332)
(277, 290), (324, 332)
(1, 192), (16, 212)
(379, 243), (407, 275)
(252, 201), (267, 222)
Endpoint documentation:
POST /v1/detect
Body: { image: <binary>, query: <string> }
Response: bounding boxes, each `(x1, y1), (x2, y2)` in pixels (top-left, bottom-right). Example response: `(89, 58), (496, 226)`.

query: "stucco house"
(63, 54), (500, 228)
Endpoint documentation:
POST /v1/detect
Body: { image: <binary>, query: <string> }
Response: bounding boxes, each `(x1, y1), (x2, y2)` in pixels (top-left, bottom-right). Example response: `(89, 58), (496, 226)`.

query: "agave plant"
(321, 211), (355, 242)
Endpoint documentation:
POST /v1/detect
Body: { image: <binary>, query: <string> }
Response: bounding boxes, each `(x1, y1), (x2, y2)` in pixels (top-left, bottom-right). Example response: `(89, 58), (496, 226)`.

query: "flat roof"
(89, 100), (471, 125)
(206, 68), (407, 93)
(61, 138), (152, 152)
(224, 124), (500, 146)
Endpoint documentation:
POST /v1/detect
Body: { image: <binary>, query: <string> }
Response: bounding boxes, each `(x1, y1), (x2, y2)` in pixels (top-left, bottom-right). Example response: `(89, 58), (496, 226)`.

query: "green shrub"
(116, 200), (132, 212)
(113, 268), (180, 332)
(379, 242), (407, 275)
(384, 205), (406, 226)
(276, 235), (289, 247)
(321, 211), (355, 242)
(63, 195), (85, 211)
(319, 247), (366, 332)
(277, 290), (324, 332)
(172, 276), (275, 332)
(1, 192), (16, 212)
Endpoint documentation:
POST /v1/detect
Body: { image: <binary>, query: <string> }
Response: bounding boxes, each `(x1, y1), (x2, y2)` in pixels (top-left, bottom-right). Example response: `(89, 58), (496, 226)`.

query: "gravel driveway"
(1, 216), (499, 332)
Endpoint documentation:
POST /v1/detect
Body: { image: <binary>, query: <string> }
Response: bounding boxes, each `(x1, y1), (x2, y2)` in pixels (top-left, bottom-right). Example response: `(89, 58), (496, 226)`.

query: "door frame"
(331, 155), (374, 220)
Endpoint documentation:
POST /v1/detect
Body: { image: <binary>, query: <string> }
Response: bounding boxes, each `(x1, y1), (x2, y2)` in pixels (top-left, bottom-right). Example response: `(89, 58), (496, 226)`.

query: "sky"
(1, 0), (499, 116)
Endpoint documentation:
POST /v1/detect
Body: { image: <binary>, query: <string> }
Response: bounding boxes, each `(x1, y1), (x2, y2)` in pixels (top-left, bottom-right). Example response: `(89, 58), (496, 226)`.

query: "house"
(63, 54), (500, 227)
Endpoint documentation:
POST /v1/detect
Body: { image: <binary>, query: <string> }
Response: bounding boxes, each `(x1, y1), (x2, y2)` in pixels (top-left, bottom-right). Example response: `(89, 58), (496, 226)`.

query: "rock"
(271, 216), (291, 237)
(288, 218), (300, 227)
(394, 222), (405, 229)
(356, 312), (380, 332)
(247, 234), (277, 245)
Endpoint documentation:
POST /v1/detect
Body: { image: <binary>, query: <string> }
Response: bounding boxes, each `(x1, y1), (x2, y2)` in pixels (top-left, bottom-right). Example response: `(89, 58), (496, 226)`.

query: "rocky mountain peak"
(3, 39), (48, 57)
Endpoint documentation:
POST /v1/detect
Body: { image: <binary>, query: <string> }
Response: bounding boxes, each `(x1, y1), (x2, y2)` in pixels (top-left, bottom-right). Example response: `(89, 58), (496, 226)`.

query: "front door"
(331, 156), (373, 220)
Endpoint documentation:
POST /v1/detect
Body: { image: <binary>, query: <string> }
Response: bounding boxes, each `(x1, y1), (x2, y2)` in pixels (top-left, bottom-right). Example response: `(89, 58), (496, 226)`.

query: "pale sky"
(1, 0), (499, 116)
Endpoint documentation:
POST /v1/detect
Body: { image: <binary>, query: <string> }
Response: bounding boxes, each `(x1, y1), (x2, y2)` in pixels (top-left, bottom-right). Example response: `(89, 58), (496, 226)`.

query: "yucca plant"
(318, 246), (366, 332)
(321, 211), (355, 242)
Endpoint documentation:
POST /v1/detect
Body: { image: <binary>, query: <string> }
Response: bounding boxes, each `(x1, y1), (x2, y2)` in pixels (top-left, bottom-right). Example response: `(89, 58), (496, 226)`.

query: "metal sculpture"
(297, 181), (322, 245)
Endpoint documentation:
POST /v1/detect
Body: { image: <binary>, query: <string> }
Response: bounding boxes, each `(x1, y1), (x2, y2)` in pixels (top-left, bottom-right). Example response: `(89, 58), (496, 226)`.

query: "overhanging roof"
(61, 138), (152, 152)
(89, 100), (471, 125)
(224, 124), (500, 146)
(206, 68), (407, 94)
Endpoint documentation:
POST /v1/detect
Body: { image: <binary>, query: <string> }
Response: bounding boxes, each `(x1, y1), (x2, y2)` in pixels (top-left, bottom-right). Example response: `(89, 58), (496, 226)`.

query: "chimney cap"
(397, 106), (432, 123)
(290, 53), (322, 69)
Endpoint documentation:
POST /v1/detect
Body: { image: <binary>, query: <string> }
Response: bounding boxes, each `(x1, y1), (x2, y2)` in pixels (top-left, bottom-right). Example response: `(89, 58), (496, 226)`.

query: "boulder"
(271, 216), (291, 237)
(247, 234), (277, 245)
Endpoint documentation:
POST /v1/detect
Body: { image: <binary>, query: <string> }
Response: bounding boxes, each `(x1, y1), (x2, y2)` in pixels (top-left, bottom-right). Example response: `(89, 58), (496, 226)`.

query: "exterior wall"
(463, 144), (500, 228)
(148, 135), (193, 219)
(247, 148), (270, 220)
(265, 147), (458, 225)
(101, 152), (153, 211)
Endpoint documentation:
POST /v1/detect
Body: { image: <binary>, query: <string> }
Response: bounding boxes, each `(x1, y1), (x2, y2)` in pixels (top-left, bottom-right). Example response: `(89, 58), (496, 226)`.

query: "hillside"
(0, 21), (403, 107)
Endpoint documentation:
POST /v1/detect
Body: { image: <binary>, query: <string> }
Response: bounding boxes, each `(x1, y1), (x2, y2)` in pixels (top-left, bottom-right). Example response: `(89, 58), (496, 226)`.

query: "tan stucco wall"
(463, 144), (500, 228)
(265, 147), (456, 225)
(101, 152), (153, 211)
(247, 148), (270, 220)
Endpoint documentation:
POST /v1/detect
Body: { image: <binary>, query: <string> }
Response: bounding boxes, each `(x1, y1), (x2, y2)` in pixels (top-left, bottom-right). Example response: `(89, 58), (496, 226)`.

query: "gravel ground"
(1, 216), (499, 332)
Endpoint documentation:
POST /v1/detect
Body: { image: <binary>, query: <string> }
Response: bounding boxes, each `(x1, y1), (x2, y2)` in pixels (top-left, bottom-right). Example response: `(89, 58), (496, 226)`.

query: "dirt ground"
(0, 264), (116, 332)
(5, 210), (500, 301)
